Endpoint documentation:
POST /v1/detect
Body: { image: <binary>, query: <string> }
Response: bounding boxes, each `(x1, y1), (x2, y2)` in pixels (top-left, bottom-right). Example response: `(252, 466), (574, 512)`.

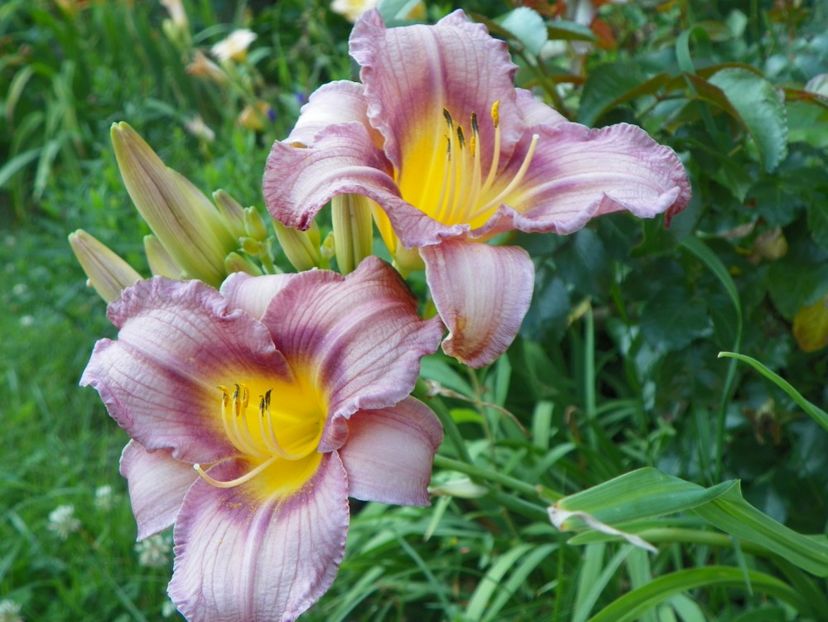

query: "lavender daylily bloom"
(81, 257), (444, 622)
(263, 9), (691, 368)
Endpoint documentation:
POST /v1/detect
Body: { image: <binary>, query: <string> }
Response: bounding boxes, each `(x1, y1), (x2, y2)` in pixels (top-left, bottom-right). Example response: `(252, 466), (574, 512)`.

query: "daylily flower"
(81, 257), (444, 621)
(263, 10), (691, 368)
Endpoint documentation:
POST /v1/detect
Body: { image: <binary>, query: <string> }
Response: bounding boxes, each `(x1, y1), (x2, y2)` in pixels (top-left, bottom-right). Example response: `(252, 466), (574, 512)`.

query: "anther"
(442, 108), (453, 128)
(490, 100), (500, 128)
(456, 126), (465, 149)
(471, 112), (479, 134)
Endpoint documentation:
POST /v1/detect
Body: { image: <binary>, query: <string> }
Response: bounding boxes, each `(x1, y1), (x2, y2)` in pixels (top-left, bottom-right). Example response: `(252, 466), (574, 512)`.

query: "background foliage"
(1, 0), (826, 620)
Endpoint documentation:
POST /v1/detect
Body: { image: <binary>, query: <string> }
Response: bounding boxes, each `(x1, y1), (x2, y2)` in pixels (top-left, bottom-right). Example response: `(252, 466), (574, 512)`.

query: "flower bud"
(143, 235), (183, 279)
(429, 477), (488, 499)
(393, 244), (424, 276)
(186, 50), (227, 84)
(243, 207), (269, 241)
(69, 229), (142, 303)
(224, 252), (263, 276)
(331, 194), (374, 274)
(274, 221), (322, 272)
(212, 190), (246, 239)
(111, 122), (236, 286)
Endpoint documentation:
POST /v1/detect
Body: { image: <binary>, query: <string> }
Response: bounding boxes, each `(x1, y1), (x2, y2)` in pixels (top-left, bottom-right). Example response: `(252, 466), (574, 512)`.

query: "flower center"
(193, 373), (326, 497)
(396, 100), (539, 229)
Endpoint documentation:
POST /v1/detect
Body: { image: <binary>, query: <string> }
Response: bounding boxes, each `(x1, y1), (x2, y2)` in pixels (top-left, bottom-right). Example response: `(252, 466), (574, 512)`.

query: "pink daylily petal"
(120, 440), (197, 540)
(339, 397), (443, 506)
(81, 278), (291, 463)
(169, 453), (349, 622)
(482, 121), (691, 236)
(261, 256), (443, 450)
(263, 122), (463, 248)
(220, 272), (297, 319)
(422, 240), (534, 368)
(350, 9), (522, 172)
(286, 80), (381, 148)
(516, 88), (567, 127)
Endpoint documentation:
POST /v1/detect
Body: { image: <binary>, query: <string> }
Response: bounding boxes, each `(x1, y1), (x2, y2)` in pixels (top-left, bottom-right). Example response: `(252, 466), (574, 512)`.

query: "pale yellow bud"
(224, 252), (263, 276)
(143, 235), (183, 279)
(331, 194), (374, 274)
(212, 190), (247, 239)
(274, 222), (322, 272)
(111, 122), (236, 286)
(69, 230), (142, 303)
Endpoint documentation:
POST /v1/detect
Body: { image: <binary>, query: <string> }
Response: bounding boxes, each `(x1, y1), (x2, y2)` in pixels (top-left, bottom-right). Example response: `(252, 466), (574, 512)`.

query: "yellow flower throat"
(396, 100), (539, 229)
(194, 374), (326, 498)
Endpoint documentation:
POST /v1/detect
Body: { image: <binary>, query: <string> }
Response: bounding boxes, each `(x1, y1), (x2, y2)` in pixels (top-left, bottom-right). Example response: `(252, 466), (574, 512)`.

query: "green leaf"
(0, 147), (41, 188)
(547, 20), (596, 42)
(377, 0), (423, 24)
(808, 203), (828, 249)
(465, 543), (533, 620)
(640, 287), (712, 351)
(708, 68), (788, 172)
(497, 7), (548, 56)
(718, 351), (828, 433)
(588, 567), (810, 622)
(577, 63), (659, 126)
(554, 468), (828, 576)
(482, 544), (557, 621)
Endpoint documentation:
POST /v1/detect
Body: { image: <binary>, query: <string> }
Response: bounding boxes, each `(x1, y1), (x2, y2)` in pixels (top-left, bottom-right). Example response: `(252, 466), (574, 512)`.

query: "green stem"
(425, 395), (473, 463)
(433, 455), (541, 499)
(637, 528), (766, 556)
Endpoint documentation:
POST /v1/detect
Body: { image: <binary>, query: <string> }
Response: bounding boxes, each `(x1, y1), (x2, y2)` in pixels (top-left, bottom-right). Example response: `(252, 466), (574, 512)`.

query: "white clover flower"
(48, 505), (80, 540)
(19, 315), (34, 328)
(184, 116), (216, 143)
(94, 485), (114, 511)
(135, 534), (170, 568)
(0, 600), (23, 622)
(161, 599), (178, 618)
(211, 29), (256, 63)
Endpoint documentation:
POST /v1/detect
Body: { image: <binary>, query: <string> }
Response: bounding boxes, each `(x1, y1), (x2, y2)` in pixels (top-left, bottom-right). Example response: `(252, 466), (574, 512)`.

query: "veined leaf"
(708, 68), (788, 172)
(588, 567), (810, 622)
(552, 467), (828, 576)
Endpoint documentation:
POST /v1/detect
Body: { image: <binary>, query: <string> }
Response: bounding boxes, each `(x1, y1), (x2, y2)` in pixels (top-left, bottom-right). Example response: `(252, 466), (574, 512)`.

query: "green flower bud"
(69, 230), (142, 303)
(224, 252), (263, 276)
(331, 194), (374, 274)
(274, 221), (322, 272)
(143, 235), (183, 279)
(212, 190), (247, 239)
(429, 477), (488, 499)
(243, 207), (269, 241)
(110, 122), (235, 286)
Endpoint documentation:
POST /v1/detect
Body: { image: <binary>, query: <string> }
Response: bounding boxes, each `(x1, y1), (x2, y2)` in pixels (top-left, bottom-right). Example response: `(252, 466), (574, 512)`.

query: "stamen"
(475, 133), (540, 217)
(480, 100), (502, 197)
(193, 454), (279, 489)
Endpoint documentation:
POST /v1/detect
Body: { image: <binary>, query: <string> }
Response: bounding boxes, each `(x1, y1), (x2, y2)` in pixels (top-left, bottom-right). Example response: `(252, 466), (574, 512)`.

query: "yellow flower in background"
(793, 295), (828, 353)
(331, 0), (426, 22)
(238, 101), (272, 131)
(331, 0), (379, 23)
(211, 29), (257, 63)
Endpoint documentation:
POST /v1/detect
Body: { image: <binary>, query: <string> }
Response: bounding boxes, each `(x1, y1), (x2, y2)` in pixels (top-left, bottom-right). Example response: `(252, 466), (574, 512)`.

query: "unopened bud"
(243, 207), (269, 241)
(241, 237), (265, 256)
(331, 193), (374, 274)
(143, 235), (182, 279)
(394, 244), (424, 276)
(274, 221), (322, 272)
(212, 190), (246, 239)
(224, 252), (262, 276)
(69, 230), (142, 303)
(429, 477), (488, 499)
(111, 122), (236, 286)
